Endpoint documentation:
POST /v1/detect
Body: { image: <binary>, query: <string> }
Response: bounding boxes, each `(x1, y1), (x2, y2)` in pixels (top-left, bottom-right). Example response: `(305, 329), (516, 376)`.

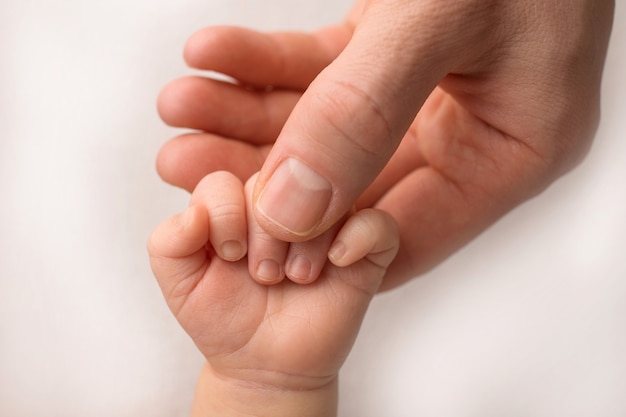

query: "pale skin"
(150, 1), (615, 414)
(156, 0), (615, 290)
(148, 171), (399, 417)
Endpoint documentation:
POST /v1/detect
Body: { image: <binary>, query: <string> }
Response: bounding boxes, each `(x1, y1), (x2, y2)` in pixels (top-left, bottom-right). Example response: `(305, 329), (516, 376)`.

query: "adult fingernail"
(257, 158), (332, 236)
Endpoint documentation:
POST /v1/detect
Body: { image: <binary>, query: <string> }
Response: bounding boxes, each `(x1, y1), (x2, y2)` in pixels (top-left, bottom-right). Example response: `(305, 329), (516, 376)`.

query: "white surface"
(1, 1), (624, 416)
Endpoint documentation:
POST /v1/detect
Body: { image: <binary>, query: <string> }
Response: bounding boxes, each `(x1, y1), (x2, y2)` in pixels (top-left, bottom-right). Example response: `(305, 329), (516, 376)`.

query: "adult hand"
(157, 0), (614, 289)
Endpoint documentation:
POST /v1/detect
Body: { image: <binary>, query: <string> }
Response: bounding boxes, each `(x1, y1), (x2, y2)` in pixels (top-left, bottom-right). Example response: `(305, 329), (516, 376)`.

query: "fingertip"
(327, 240), (348, 267)
(147, 205), (209, 260)
(363, 209), (399, 270)
(191, 171), (248, 262)
(155, 137), (198, 193)
(157, 77), (197, 128)
(219, 240), (247, 262)
(148, 206), (212, 307)
(173, 204), (196, 230)
(285, 255), (316, 285)
(328, 209), (399, 269)
(183, 26), (235, 68)
(182, 26), (215, 68)
(251, 259), (285, 286)
(245, 172), (290, 285)
(156, 79), (176, 126)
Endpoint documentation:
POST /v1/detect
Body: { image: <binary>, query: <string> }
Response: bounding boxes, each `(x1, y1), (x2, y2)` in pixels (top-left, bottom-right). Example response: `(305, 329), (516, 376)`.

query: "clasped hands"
(155, 0), (613, 290)
(148, 0), (613, 414)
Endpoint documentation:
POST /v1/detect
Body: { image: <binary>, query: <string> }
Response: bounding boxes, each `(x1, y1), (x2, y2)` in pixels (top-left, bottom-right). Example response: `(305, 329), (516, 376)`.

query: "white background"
(1, 1), (624, 416)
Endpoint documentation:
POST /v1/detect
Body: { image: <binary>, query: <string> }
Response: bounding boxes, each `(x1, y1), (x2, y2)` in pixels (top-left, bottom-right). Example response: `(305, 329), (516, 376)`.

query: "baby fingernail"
(220, 240), (245, 261)
(328, 241), (347, 265)
(287, 255), (312, 282)
(256, 259), (282, 283)
(257, 158), (332, 236)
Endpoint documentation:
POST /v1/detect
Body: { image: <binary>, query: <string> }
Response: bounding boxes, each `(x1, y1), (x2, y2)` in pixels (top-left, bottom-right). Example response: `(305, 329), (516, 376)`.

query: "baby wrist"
(190, 362), (338, 417)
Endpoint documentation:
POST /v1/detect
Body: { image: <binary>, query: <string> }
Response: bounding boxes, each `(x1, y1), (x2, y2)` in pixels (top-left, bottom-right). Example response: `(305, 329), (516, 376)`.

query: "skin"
(156, 1), (614, 290)
(147, 172), (399, 416)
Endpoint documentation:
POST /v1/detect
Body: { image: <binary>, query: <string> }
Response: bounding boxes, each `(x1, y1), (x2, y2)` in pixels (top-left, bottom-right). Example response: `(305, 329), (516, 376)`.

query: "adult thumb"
(252, 1), (488, 241)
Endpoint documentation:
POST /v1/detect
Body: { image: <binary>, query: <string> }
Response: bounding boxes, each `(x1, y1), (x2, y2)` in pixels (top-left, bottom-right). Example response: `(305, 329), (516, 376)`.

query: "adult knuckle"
(314, 78), (394, 157)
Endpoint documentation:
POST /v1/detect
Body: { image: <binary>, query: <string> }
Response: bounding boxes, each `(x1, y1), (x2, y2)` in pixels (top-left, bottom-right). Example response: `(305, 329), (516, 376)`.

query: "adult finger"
(183, 25), (351, 90)
(156, 133), (270, 192)
(252, 1), (500, 241)
(157, 76), (300, 144)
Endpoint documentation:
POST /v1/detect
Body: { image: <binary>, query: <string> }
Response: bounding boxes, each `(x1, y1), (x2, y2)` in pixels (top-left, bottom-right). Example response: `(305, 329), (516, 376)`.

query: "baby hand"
(148, 170), (398, 391)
